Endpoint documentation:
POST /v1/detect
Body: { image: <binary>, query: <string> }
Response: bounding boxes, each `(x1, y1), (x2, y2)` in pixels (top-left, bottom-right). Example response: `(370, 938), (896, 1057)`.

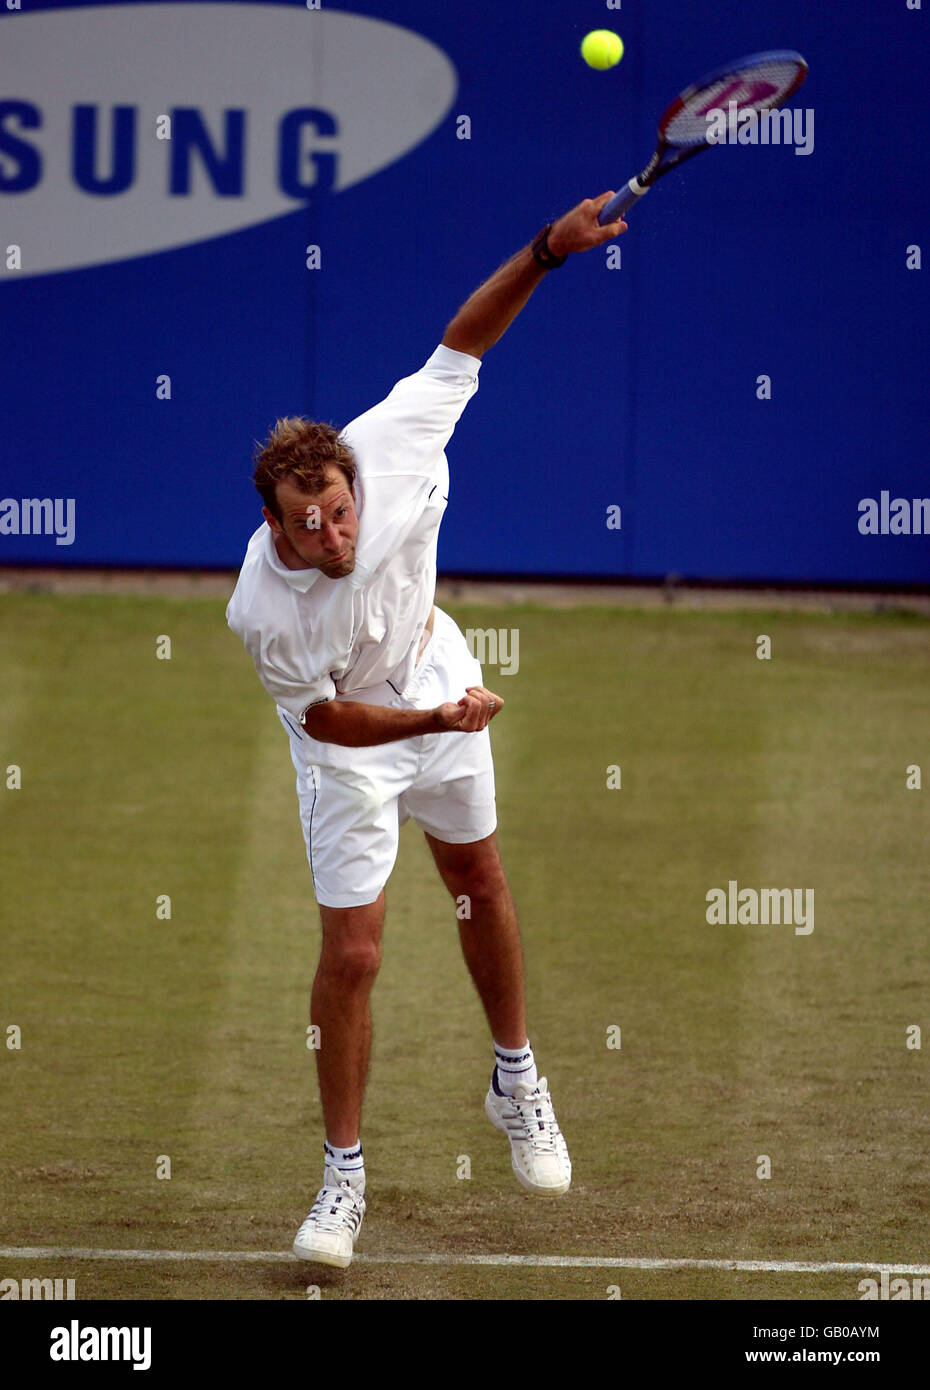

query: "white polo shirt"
(226, 343), (481, 724)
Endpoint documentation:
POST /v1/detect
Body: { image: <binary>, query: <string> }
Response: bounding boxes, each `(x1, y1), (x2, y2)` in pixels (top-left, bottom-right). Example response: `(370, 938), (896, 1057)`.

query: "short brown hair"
(252, 418), (356, 521)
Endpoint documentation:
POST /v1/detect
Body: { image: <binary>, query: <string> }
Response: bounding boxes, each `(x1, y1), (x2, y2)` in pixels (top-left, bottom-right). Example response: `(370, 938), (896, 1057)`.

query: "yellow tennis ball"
(581, 30), (624, 71)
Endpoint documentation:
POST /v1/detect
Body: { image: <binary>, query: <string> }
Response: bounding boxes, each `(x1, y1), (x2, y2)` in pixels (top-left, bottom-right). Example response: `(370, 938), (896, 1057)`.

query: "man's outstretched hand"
(433, 685), (504, 734)
(441, 192), (629, 359)
(547, 193), (628, 257)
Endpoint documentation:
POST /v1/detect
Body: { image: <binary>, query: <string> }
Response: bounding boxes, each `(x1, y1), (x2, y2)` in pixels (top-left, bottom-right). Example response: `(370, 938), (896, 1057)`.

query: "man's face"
(263, 472), (359, 578)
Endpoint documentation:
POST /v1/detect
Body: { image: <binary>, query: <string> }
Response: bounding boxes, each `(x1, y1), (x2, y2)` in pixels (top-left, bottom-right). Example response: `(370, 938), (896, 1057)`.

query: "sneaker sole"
(292, 1240), (353, 1269)
(512, 1167), (571, 1196)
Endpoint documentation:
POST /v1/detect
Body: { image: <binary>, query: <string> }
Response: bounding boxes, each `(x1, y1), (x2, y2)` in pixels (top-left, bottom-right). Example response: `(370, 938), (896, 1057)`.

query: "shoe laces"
(299, 1182), (364, 1236)
(501, 1080), (561, 1154)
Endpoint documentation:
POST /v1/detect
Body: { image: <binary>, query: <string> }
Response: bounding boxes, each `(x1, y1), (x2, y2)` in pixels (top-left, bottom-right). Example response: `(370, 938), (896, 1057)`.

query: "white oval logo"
(0, 4), (457, 277)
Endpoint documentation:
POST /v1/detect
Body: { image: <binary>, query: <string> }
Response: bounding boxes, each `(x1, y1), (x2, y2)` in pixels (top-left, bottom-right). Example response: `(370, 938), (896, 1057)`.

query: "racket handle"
(598, 179), (649, 225)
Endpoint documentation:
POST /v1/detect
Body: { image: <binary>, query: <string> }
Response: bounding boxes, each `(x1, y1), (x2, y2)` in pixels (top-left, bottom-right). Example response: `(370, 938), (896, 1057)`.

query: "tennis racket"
(598, 49), (808, 225)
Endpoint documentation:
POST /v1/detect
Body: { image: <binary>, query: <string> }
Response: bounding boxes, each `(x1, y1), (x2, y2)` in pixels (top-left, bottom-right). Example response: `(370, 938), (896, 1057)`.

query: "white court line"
(2, 1248), (930, 1275)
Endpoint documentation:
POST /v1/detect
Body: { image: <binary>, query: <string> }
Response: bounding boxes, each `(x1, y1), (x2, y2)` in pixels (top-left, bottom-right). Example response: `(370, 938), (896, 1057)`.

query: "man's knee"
(318, 898), (384, 986)
(319, 937), (382, 986)
(438, 843), (510, 906)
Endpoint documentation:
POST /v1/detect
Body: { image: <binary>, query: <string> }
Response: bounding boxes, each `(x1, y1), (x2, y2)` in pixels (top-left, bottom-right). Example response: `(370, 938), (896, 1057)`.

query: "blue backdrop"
(1, 0), (927, 585)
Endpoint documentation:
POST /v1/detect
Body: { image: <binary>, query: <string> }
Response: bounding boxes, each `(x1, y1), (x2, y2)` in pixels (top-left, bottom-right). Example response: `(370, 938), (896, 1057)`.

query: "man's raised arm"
(441, 192), (627, 361)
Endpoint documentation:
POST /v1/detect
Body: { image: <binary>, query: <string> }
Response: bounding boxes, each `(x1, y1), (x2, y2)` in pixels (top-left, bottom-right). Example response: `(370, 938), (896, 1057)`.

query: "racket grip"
(598, 179), (649, 225)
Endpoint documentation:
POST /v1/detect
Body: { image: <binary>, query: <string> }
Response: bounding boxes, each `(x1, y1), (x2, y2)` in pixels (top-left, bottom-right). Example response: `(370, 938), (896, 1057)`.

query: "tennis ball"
(581, 30), (624, 71)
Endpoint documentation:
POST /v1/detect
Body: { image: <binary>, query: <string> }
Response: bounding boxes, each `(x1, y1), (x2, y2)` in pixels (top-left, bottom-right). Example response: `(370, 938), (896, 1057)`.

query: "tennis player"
(227, 193), (627, 1268)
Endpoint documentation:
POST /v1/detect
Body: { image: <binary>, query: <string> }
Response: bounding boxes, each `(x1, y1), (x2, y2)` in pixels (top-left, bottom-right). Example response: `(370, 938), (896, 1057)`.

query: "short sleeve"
(227, 599), (337, 723)
(342, 343), (481, 482)
(343, 345), (481, 573)
(258, 654), (337, 724)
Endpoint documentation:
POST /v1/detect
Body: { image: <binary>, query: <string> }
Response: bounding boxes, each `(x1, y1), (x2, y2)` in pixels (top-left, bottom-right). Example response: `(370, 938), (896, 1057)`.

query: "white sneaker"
(293, 1179), (366, 1268)
(485, 1071), (572, 1195)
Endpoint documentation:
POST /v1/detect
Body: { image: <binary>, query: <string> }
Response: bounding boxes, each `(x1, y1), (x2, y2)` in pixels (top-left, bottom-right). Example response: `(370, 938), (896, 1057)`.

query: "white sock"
(494, 1039), (537, 1095)
(323, 1139), (365, 1196)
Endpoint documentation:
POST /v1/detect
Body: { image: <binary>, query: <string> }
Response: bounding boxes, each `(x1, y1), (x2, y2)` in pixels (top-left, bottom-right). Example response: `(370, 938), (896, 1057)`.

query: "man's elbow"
(300, 702), (340, 743)
(442, 326), (486, 360)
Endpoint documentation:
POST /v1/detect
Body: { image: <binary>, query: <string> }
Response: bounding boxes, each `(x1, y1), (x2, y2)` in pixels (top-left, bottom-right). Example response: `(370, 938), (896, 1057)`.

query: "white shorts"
(278, 607), (497, 909)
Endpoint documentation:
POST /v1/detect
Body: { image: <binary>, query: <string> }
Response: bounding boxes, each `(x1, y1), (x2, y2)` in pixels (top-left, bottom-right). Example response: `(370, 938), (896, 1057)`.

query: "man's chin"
(321, 555), (355, 578)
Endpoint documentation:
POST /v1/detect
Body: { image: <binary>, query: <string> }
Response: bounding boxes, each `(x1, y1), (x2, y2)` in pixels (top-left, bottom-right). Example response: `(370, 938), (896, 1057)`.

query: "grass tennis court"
(1, 589), (928, 1300)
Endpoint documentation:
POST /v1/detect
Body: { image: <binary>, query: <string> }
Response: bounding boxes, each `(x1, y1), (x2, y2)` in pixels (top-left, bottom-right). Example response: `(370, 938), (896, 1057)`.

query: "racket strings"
(663, 58), (806, 148)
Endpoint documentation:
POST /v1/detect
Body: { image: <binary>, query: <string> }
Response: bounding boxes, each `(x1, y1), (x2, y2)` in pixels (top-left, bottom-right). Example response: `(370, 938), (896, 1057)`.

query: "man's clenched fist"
(433, 685), (504, 733)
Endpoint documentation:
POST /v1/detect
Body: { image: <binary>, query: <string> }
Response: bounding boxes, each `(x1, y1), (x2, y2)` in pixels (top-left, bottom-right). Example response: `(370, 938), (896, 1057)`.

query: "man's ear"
(262, 505), (283, 534)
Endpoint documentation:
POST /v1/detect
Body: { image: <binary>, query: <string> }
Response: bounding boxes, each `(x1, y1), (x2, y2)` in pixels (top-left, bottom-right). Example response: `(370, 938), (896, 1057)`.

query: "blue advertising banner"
(0, 0), (927, 584)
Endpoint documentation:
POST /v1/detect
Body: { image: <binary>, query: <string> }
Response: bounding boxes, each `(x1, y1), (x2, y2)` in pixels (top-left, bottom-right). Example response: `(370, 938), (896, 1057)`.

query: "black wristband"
(531, 224), (567, 270)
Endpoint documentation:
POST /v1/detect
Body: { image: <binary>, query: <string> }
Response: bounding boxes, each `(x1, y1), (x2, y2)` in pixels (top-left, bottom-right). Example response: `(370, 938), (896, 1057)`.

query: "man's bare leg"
(424, 831), (526, 1049)
(312, 892), (385, 1147)
(424, 830), (572, 1195)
